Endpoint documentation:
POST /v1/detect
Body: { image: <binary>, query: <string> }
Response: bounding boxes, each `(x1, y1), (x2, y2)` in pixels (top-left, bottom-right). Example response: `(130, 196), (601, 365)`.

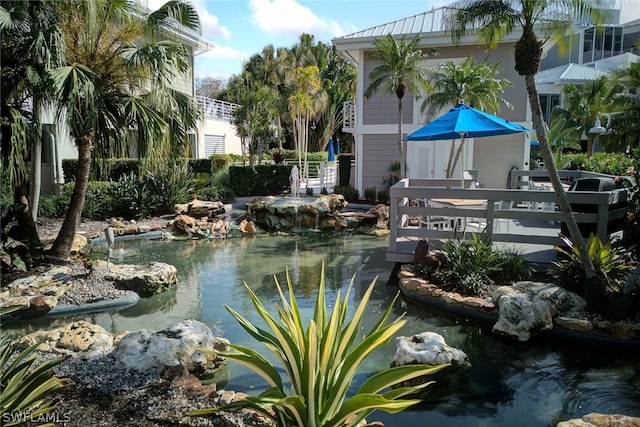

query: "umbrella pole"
(459, 133), (466, 187)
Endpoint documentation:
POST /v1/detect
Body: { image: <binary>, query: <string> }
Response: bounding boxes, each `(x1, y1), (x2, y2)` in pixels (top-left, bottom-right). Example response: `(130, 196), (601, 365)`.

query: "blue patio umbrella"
(327, 138), (335, 162)
(334, 138), (340, 155)
(404, 102), (529, 185)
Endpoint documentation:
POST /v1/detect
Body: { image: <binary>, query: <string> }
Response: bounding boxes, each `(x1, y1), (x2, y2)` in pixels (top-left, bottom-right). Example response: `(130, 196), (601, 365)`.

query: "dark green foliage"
(142, 164), (196, 216)
(320, 186), (328, 195)
(228, 164), (293, 196)
(424, 234), (532, 296)
(105, 173), (145, 219)
(306, 186), (314, 196)
(620, 148), (639, 260)
(272, 151), (284, 164)
(377, 187), (390, 205)
(62, 158), (139, 182)
(61, 159), (77, 183)
(364, 187), (377, 203)
(338, 154), (353, 187)
(189, 158), (214, 174)
(333, 185), (359, 202)
(549, 234), (632, 293)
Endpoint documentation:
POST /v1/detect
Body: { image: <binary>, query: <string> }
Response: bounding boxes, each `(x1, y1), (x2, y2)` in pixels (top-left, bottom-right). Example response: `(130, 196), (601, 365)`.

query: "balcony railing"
(196, 96), (239, 122)
(342, 101), (355, 133)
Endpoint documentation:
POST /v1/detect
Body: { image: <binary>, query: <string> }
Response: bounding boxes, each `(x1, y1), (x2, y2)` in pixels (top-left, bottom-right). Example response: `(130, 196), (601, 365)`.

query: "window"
(204, 134), (225, 156)
(538, 94), (560, 126)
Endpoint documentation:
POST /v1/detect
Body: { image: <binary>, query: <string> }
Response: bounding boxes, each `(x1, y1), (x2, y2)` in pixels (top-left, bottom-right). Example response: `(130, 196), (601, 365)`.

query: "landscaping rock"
(19, 320), (114, 359)
(170, 214), (199, 236)
(246, 194), (348, 231)
(174, 199), (225, 219)
(492, 282), (587, 342)
(391, 332), (471, 368)
(98, 261), (177, 297)
(556, 413), (640, 427)
(112, 319), (229, 377)
(367, 204), (389, 229)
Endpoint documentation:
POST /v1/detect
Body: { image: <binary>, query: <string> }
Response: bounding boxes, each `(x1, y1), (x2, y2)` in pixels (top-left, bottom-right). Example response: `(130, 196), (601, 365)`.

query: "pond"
(24, 233), (640, 426)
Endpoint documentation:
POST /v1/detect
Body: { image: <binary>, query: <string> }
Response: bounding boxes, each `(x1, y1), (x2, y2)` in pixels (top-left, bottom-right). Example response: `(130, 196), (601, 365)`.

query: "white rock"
(112, 319), (229, 375)
(392, 332), (470, 368)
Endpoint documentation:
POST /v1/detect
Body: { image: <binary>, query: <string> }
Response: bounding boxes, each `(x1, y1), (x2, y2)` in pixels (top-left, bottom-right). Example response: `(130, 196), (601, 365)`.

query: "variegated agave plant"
(189, 265), (448, 426)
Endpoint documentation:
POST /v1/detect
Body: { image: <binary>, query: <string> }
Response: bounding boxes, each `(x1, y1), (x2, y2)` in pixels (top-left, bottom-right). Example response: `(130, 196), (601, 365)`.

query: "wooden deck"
(387, 173), (630, 273)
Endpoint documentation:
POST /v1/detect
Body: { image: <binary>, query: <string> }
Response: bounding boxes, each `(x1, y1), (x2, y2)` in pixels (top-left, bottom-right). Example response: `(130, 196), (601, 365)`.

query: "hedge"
(229, 164), (293, 196)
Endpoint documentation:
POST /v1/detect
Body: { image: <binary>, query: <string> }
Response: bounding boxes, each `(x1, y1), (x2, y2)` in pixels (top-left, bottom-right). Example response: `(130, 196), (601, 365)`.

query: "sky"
(147, 0), (453, 81)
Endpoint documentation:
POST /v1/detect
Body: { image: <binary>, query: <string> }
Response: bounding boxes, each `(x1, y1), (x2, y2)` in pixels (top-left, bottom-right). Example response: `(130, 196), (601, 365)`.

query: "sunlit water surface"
(17, 233), (640, 426)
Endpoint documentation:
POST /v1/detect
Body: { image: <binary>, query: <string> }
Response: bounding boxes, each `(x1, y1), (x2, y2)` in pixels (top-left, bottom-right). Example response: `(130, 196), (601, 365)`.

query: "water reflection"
(9, 233), (640, 425)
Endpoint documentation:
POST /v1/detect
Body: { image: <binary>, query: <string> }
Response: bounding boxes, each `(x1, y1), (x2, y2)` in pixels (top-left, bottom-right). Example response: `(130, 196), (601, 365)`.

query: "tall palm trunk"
(29, 93), (43, 221)
(524, 74), (598, 283)
(49, 135), (92, 258)
(397, 95), (405, 179)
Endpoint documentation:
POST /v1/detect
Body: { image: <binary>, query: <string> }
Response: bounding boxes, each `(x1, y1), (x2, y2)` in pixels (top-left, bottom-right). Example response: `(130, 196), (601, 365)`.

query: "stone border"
(398, 266), (640, 347)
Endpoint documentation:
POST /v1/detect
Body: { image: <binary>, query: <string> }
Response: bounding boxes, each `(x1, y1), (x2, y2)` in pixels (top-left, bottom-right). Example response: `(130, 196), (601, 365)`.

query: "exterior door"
(407, 141), (434, 179)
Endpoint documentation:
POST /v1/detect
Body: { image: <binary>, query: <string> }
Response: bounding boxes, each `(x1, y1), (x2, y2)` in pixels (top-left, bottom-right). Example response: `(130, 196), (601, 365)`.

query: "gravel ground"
(4, 216), (268, 427)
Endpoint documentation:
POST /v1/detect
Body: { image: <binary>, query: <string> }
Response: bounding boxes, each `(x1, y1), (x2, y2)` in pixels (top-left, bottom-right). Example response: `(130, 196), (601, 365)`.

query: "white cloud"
(199, 44), (249, 62)
(249, 0), (346, 39)
(146, 0), (231, 39)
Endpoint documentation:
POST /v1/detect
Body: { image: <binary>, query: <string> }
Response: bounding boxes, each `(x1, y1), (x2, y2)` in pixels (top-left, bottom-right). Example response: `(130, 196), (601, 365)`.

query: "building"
(332, 2), (640, 193)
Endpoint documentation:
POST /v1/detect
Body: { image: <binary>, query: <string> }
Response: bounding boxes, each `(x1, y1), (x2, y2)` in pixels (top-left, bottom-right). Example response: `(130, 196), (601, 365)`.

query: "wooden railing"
(388, 177), (629, 262)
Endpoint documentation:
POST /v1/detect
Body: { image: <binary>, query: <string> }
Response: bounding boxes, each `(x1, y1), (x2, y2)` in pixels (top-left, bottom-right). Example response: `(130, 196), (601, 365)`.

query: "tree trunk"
(5, 184), (43, 269)
(524, 74), (598, 282)
(49, 136), (93, 259)
(29, 110), (42, 222)
(446, 140), (456, 178)
(449, 140), (464, 179)
(398, 95), (405, 179)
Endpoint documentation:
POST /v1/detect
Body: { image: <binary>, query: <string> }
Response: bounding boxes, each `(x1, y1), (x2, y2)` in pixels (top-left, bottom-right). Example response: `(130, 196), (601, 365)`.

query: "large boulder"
(391, 332), (470, 368)
(492, 282), (587, 342)
(174, 199), (225, 219)
(367, 204), (389, 229)
(99, 261), (177, 297)
(1, 266), (73, 318)
(246, 194), (348, 231)
(112, 319), (229, 377)
(19, 320), (114, 359)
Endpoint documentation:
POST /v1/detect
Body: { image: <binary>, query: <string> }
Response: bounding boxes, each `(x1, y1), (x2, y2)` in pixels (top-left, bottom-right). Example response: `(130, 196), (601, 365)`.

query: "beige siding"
(362, 53), (415, 126)
(473, 134), (527, 189)
(361, 134), (402, 190)
(428, 44), (526, 122)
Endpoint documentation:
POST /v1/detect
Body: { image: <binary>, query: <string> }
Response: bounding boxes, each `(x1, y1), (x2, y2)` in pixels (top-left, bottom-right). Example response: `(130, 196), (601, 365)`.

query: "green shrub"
(333, 185), (359, 202)
(377, 188), (390, 205)
(142, 163), (196, 216)
(549, 234), (632, 293)
(38, 193), (70, 218)
(427, 234), (531, 296)
(228, 164), (293, 196)
(188, 265), (448, 426)
(364, 187), (377, 203)
(81, 182), (112, 220)
(210, 154), (230, 172)
(305, 186), (314, 196)
(189, 158), (213, 175)
(104, 173), (144, 219)
(564, 152), (633, 176)
(0, 328), (73, 426)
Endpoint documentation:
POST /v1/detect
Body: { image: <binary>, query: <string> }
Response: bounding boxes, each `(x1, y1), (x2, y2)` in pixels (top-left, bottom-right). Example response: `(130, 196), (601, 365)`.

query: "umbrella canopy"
(403, 103), (529, 184)
(334, 139), (340, 155)
(327, 138), (335, 162)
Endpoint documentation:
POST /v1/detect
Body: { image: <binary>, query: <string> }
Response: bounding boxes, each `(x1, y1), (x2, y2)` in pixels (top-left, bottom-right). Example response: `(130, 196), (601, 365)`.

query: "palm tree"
(1, 0), (64, 260)
(610, 61), (640, 150)
(449, 0), (607, 294)
(421, 55), (513, 177)
(553, 76), (624, 155)
(47, 0), (201, 259)
(365, 34), (438, 179)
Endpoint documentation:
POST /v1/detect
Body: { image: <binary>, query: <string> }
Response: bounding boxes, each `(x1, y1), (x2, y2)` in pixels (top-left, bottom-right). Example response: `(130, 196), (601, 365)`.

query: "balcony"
(342, 100), (356, 134)
(196, 96), (239, 122)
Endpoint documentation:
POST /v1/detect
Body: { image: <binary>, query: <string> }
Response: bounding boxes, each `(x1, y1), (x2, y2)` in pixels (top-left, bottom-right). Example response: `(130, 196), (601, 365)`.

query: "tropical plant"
(0, 327), (73, 426)
(544, 107), (582, 169)
(46, 0), (201, 259)
(610, 61), (640, 150)
(420, 55), (514, 177)
(0, 0), (63, 262)
(365, 34), (438, 180)
(552, 76), (624, 155)
(448, 0), (607, 300)
(427, 233), (531, 296)
(549, 234), (632, 293)
(189, 267), (448, 426)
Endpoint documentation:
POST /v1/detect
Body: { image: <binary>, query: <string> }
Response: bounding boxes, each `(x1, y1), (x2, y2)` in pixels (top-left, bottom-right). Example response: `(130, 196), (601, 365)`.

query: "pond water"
(23, 233), (640, 426)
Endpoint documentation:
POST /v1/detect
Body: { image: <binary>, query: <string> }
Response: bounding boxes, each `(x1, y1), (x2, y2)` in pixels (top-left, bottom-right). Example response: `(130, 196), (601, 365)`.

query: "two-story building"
(332, 3), (640, 194)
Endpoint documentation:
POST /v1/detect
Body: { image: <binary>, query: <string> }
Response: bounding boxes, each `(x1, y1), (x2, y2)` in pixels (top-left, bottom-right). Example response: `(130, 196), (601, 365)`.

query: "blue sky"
(149, 0), (452, 80)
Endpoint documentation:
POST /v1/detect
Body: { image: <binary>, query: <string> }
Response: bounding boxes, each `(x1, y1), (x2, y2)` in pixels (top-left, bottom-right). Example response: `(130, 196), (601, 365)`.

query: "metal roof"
(536, 63), (611, 84)
(336, 7), (451, 40)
